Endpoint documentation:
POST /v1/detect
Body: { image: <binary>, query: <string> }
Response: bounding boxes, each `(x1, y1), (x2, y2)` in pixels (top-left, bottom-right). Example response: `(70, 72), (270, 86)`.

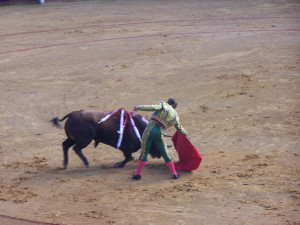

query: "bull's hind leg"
(73, 139), (92, 168)
(62, 138), (76, 169)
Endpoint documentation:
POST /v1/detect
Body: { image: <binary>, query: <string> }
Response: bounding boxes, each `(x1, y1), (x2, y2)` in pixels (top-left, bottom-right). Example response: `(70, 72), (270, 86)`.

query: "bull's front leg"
(115, 150), (134, 168)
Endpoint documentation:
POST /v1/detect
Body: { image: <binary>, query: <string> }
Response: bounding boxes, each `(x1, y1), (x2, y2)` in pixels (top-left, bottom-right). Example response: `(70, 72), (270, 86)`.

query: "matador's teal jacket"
(137, 101), (187, 135)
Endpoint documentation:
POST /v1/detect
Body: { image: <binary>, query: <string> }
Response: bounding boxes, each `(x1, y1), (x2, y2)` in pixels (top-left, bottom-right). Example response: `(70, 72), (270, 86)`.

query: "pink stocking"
(134, 160), (146, 175)
(166, 161), (178, 175)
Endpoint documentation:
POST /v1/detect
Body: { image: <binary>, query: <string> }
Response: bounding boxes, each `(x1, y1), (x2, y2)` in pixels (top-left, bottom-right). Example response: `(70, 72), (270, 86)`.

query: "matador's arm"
(174, 122), (188, 135)
(136, 102), (164, 111)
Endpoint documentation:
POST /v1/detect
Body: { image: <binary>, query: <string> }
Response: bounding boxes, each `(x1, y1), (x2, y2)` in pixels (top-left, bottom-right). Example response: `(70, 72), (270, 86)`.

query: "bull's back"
(64, 110), (109, 141)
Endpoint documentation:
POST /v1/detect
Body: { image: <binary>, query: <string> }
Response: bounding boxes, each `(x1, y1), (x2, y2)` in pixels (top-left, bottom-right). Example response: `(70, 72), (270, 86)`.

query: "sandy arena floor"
(0, 0), (300, 224)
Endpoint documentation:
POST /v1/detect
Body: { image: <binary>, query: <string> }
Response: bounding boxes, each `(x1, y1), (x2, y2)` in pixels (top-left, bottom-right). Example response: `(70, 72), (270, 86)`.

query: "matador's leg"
(133, 122), (156, 180)
(153, 128), (179, 179)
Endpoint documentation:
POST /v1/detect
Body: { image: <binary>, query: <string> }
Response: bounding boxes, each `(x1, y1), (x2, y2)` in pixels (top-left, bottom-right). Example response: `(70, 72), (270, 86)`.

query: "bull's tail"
(50, 113), (72, 128)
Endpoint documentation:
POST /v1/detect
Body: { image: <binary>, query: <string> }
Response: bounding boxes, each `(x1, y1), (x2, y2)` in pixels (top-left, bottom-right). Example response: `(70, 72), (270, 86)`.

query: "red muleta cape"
(172, 131), (202, 171)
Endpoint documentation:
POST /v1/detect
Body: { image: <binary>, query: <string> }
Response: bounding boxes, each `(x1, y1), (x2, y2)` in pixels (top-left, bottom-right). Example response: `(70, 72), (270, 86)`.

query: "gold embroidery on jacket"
(138, 102), (187, 134)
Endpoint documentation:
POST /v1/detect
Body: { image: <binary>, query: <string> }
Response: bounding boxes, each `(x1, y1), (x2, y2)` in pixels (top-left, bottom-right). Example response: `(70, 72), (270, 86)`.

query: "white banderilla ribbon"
(98, 108), (141, 150)
(128, 113), (141, 141)
(98, 109), (118, 124)
(116, 109), (125, 149)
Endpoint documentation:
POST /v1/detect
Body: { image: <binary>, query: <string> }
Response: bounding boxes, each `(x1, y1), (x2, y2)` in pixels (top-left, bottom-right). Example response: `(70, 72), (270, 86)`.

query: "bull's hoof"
(115, 162), (125, 168)
(85, 164), (89, 168)
(173, 174), (180, 179)
(132, 174), (141, 180)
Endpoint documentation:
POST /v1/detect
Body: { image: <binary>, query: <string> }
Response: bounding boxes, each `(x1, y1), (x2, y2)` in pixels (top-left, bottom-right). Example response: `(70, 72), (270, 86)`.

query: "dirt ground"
(0, 0), (300, 224)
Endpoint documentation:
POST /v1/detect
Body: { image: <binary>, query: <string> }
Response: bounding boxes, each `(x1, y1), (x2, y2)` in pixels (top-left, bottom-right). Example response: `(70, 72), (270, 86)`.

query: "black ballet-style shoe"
(132, 174), (141, 180)
(173, 174), (180, 179)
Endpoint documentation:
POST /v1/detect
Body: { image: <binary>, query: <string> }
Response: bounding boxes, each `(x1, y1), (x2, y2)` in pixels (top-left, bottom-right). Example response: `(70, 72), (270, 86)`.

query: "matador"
(132, 98), (188, 180)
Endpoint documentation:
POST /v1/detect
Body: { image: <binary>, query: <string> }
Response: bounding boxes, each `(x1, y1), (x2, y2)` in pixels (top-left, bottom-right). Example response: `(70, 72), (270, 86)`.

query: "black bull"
(50, 110), (164, 168)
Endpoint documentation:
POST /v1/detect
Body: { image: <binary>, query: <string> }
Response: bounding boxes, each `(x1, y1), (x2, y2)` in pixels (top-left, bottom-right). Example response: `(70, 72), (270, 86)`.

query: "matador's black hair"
(167, 98), (178, 109)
